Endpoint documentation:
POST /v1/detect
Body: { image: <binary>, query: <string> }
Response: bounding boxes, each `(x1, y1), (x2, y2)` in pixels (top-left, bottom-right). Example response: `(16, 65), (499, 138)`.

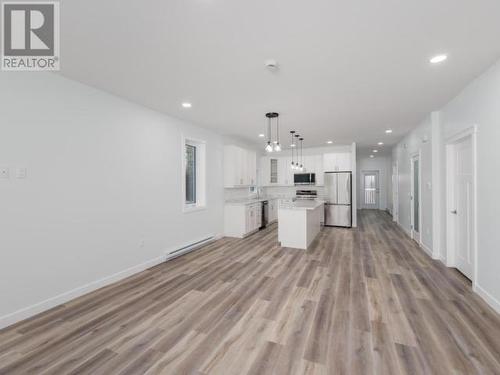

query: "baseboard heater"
(166, 236), (215, 261)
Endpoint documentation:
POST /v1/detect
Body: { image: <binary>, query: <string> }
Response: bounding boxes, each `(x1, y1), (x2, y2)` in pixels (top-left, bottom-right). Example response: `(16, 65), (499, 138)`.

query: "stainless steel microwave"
(294, 173), (316, 185)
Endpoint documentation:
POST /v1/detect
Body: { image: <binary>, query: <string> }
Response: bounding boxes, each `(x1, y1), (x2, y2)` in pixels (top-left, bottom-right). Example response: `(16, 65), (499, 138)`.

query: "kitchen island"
(278, 200), (324, 250)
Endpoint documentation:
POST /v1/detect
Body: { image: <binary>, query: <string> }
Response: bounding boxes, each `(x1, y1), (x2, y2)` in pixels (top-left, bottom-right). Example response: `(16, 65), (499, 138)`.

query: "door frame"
(392, 161), (399, 222)
(410, 151), (422, 244)
(361, 170), (380, 209)
(445, 125), (478, 285)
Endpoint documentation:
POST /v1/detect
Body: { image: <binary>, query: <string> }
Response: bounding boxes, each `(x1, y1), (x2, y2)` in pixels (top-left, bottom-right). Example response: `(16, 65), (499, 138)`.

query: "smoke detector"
(265, 59), (278, 70)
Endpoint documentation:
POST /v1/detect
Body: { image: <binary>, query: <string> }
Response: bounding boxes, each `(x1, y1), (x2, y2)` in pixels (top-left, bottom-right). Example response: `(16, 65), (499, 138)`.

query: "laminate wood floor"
(1, 210), (500, 374)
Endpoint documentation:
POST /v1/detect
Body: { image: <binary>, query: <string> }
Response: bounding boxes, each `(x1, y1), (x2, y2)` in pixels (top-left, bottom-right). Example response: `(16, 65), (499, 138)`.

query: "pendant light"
(299, 138), (304, 171)
(290, 131), (296, 169)
(265, 113), (273, 152)
(264, 112), (280, 153)
(294, 134), (300, 169)
(274, 115), (281, 152)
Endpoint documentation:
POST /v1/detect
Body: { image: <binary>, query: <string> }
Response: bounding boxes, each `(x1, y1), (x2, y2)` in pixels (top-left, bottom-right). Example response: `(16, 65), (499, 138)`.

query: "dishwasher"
(260, 200), (269, 229)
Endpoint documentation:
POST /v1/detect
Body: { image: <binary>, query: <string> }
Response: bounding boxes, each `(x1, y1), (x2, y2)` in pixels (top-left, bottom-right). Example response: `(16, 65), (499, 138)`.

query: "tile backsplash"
(224, 187), (256, 201)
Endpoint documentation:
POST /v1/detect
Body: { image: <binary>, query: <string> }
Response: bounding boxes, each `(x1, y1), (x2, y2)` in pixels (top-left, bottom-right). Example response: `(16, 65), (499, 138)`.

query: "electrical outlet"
(0, 167), (9, 179)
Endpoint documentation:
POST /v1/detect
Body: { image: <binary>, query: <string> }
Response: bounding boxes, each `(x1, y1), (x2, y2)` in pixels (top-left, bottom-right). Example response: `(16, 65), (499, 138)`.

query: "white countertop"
(224, 197), (280, 206)
(279, 200), (325, 211)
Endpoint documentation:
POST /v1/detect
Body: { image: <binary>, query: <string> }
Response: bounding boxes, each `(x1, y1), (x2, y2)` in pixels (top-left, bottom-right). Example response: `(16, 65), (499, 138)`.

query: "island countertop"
(278, 200), (324, 249)
(279, 200), (325, 211)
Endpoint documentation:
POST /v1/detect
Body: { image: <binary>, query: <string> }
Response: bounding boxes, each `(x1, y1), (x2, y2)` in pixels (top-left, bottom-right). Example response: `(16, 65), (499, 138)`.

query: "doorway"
(446, 129), (476, 280)
(392, 162), (399, 222)
(362, 171), (379, 209)
(410, 154), (421, 243)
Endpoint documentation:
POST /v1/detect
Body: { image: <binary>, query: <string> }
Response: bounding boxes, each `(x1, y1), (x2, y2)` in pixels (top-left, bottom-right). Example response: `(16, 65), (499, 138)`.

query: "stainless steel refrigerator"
(324, 172), (352, 227)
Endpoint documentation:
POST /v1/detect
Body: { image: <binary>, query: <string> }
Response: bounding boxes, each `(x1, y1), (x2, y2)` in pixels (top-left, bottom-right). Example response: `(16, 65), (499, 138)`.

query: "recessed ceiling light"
(378, 142), (384, 145)
(290, 144), (296, 147)
(385, 129), (393, 134)
(373, 150), (378, 153)
(370, 155), (374, 158)
(181, 102), (192, 108)
(258, 134), (265, 138)
(430, 54), (448, 64)
(327, 140), (333, 144)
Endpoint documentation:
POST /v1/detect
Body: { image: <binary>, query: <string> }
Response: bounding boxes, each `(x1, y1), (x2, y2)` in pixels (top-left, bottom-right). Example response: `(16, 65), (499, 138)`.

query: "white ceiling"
(59, 0), (500, 151)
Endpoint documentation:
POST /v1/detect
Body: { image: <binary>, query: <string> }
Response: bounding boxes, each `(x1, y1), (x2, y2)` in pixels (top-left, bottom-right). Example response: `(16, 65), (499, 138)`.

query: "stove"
(295, 190), (318, 200)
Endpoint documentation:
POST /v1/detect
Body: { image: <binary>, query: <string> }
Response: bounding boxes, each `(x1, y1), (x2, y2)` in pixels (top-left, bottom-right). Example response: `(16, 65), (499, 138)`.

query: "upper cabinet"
(224, 145), (257, 188)
(260, 156), (294, 186)
(323, 152), (352, 172)
(258, 150), (352, 187)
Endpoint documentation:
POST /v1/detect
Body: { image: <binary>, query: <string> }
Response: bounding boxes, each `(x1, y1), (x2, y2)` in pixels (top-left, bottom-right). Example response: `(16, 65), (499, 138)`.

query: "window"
(364, 174), (376, 205)
(270, 159), (278, 183)
(183, 138), (206, 211)
(185, 144), (196, 205)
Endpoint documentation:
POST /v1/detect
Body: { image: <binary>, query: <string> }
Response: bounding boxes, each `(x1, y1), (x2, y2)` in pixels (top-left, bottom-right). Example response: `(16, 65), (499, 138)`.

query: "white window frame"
(182, 136), (206, 213)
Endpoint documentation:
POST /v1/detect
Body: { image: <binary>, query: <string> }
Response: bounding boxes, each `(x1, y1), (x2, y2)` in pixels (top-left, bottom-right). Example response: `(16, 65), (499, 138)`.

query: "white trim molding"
(474, 284), (500, 315)
(0, 254), (166, 330)
(420, 242), (434, 258)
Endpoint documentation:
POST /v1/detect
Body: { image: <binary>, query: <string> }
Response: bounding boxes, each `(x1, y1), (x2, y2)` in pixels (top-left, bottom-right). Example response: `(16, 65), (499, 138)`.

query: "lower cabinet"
(268, 199), (278, 223)
(224, 203), (262, 238)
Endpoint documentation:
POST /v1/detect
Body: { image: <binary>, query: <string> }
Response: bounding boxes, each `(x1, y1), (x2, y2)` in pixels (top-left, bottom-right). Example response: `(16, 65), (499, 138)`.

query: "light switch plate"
(16, 167), (27, 179)
(0, 167), (9, 179)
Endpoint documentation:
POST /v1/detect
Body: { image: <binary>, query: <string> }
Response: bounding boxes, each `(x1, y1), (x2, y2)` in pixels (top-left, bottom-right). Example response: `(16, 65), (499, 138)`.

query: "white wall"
(439, 59), (500, 311)
(393, 58), (500, 312)
(0, 72), (225, 328)
(357, 155), (392, 210)
(392, 117), (433, 252)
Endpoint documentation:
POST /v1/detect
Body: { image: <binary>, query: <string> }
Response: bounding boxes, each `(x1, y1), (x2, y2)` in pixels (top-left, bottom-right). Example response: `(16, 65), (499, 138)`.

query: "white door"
(452, 136), (474, 279)
(362, 171), (379, 209)
(410, 155), (420, 243)
(392, 162), (399, 222)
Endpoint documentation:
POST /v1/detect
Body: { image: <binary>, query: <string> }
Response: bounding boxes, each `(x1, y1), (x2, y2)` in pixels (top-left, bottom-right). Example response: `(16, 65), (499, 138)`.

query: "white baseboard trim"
(0, 254), (166, 330)
(420, 243), (433, 257)
(0, 233), (225, 330)
(473, 284), (500, 315)
(396, 221), (412, 237)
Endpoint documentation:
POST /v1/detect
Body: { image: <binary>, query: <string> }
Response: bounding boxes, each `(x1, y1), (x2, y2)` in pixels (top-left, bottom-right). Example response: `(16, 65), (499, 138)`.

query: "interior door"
(454, 137), (474, 279)
(362, 171), (379, 209)
(392, 163), (399, 222)
(411, 155), (420, 242)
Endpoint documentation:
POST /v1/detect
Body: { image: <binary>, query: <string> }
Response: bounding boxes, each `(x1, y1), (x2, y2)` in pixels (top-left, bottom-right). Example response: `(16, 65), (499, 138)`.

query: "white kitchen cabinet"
(279, 157), (294, 186)
(314, 154), (324, 186)
(323, 152), (352, 172)
(259, 152), (350, 186)
(259, 156), (270, 186)
(336, 152), (352, 171)
(245, 150), (257, 186)
(225, 202), (262, 238)
(268, 199), (278, 223)
(302, 155), (315, 173)
(224, 145), (257, 187)
(260, 156), (287, 186)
